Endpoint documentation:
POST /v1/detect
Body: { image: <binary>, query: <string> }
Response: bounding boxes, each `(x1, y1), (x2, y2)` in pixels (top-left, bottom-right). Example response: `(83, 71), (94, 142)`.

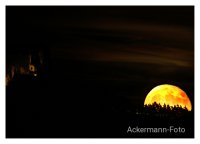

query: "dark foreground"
(6, 74), (194, 138)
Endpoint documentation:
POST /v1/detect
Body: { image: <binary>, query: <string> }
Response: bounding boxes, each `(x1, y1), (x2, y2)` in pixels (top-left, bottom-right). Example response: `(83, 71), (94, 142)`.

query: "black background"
(6, 6), (194, 138)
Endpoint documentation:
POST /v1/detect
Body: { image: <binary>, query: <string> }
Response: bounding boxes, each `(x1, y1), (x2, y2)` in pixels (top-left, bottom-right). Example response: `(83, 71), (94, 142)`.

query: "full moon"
(144, 84), (192, 111)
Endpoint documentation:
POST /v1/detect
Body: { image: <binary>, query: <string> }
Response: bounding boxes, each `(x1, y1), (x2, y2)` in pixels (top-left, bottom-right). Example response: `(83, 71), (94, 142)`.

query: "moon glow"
(144, 84), (192, 111)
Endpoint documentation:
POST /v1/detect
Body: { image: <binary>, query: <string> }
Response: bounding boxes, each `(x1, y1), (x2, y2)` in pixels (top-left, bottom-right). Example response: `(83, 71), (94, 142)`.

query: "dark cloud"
(6, 7), (194, 99)
(7, 6), (194, 85)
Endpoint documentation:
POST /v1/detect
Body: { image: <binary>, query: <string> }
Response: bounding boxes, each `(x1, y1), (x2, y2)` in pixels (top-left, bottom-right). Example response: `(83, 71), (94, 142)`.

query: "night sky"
(6, 6), (194, 138)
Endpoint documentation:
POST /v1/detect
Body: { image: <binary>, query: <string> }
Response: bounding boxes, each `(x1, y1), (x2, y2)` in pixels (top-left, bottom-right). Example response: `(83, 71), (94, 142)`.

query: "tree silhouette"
(143, 102), (190, 118)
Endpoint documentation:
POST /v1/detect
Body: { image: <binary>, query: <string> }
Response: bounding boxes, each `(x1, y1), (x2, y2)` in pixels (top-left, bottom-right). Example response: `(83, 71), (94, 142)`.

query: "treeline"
(134, 102), (191, 118)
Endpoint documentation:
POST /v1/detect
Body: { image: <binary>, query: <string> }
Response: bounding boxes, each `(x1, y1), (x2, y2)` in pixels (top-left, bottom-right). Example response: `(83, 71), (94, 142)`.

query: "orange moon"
(144, 84), (192, 111)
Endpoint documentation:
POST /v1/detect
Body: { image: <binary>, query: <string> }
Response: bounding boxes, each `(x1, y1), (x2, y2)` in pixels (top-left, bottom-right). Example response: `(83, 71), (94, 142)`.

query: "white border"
(1, 0), (199, 144)
(0, 0), (6, 143)
(1, 0), (197, 6)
